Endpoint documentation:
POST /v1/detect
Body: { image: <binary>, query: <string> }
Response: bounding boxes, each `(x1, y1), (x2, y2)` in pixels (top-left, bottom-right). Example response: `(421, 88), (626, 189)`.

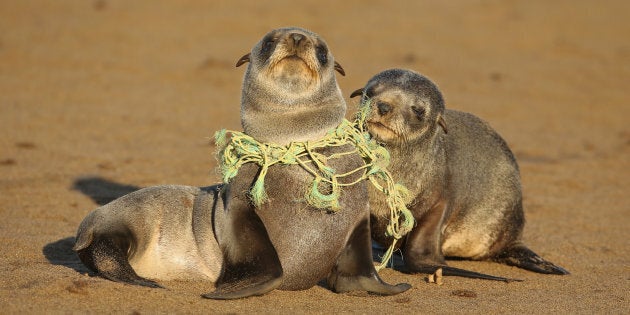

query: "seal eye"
(260, 36), (276, 60)
(411, 106), (425, 119)
(316, 45), (328, 65)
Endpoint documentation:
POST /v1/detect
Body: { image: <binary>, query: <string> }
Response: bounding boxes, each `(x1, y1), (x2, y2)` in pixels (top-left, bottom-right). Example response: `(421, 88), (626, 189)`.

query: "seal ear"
(334, 61), (346, 76)
(438, 114), (448, 134)
(350, 88), (364, 98)
(235, 53), (251, 67)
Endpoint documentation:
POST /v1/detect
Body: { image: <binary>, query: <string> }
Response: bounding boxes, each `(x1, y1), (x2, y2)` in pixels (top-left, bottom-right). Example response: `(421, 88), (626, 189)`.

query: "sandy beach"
(1, 1), (628, 313)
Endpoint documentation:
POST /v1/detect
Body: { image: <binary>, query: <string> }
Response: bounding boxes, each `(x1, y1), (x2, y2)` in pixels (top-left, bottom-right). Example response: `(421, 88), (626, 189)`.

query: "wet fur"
(353, 69), (569, 279)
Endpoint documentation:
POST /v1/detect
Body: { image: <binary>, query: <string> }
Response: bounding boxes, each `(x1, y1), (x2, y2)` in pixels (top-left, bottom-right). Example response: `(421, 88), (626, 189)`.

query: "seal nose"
(377, 102), (392, 116)
(291, 33), (305, 45)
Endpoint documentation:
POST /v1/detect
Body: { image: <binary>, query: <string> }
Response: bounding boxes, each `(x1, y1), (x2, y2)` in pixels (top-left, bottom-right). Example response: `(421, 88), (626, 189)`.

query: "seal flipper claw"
(493, 244), (569, 275)
(76, 237), (164, 288)
(328, 219), (411, 295)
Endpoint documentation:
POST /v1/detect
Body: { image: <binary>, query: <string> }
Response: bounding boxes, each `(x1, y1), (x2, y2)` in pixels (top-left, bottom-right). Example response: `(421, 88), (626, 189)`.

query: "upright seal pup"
(351, 69), (568, 279)
(202, 27), (410, 299)
(73, 184), (224, 287)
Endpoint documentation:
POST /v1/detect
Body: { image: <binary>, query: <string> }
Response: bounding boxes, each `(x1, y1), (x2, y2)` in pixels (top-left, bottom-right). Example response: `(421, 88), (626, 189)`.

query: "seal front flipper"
(493, 244), (569, 275)
(402, 202), (519, 282)
(202, 274), (282, 300)
(327, 219), (410, 295)
(75, 237), (163, 288)
(405, 263), (522, 283)
(202, 196), (283, 300)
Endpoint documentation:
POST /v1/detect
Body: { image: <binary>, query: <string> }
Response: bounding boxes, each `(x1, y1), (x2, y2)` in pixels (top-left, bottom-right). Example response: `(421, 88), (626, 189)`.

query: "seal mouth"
(278, 55), (311, 70)
(284, 55), (303, 61)
(265, 49), (319, 90)
(366, 120), (399, 142)
(279, 53), (316, 71)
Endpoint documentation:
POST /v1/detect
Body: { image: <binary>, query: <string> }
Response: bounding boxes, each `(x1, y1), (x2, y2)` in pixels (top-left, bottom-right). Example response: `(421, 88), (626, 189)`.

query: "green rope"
(214, 99), (415, 270)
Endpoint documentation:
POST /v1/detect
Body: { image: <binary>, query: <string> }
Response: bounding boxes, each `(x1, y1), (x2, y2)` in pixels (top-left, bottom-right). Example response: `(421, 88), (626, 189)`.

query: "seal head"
(237, 27), (346, 145)
(352, 68), (447, 146)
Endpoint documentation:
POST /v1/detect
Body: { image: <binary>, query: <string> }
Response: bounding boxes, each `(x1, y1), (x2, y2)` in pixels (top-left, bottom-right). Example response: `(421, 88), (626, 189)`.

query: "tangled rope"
(214, 100), (414, 269)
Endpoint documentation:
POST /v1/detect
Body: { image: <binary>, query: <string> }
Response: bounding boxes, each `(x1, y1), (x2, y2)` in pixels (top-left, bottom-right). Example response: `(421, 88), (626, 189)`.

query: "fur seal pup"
(73, 184), (224, 288)
(202, 27), (410, 299)
(351, 68), (569, 279)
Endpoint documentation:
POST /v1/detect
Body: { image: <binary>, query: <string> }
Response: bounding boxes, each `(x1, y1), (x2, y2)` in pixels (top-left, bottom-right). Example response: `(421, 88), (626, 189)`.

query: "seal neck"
(386, 127), (446, 181)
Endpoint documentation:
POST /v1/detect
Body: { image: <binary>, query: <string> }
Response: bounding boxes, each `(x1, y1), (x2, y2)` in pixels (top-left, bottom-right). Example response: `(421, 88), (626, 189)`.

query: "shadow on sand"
(43, 237), (91, 274)
(71, 176), (140, 206)
(43, 176), (142, 274)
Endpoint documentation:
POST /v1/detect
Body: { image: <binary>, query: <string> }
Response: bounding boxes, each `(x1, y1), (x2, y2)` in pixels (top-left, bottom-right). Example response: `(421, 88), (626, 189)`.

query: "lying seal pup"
(351, 69), (569, 280)
(73, 185), (224, 288)
(202, 28), (410, 299)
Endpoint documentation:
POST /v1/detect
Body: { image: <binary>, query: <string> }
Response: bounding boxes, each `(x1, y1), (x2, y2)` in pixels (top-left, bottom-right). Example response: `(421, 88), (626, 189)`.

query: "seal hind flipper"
(76, 237), (163, 288)
(493, 244), (569, 275)
(327, 219), (411, 295)
(202, 199), (283, 300)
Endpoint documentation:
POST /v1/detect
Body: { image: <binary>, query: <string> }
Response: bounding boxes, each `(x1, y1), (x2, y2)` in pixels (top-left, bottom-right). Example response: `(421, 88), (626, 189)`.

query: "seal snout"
(283, 31), (311, 54)
(366, 119), (399, 143)
(377, 101), (392, 116)
(290, 33), (305, 46)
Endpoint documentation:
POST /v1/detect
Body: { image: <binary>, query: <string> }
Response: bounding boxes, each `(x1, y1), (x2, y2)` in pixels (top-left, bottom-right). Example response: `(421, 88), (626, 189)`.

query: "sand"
(1, 0), (628, 313)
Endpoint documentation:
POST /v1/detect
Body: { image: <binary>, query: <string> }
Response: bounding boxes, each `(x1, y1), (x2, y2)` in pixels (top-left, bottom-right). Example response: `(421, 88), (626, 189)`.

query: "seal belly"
(130, 230), (219, 281)
(129, 187), (221, 281)
(441, 231), (493, 259)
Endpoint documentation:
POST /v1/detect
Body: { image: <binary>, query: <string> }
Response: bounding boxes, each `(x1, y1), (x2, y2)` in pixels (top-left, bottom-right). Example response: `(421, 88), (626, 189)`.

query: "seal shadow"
(43, 237), (91, 274)
(43, 176), (141, 274)
(71, 175), (140, 205)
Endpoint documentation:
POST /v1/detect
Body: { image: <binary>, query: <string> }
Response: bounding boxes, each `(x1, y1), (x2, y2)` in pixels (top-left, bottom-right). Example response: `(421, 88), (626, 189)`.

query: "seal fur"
(73, 185), (224, 288)
(202, 27), (410, 299)
(351, 68), (569, 279)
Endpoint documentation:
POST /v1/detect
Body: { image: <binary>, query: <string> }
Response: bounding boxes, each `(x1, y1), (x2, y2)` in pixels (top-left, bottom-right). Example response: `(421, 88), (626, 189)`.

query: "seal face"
(237, 27), (346, 145)
(358, 71), (446, 145)
(352, 68), (568, 279)
(202, 28), (410, 300)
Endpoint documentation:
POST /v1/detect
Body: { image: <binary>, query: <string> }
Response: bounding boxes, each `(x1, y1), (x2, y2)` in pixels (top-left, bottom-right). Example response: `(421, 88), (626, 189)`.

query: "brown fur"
(203, 28), (410, 299)
(353, 69), (568, 278)
(74, 185), (224, 288)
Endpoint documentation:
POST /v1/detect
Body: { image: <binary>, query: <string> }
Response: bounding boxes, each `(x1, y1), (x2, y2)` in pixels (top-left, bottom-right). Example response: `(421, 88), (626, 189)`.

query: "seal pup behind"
(351, 68), (568, 279)
(202, 27), (410, 299)
(73, 185), (224, 288)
